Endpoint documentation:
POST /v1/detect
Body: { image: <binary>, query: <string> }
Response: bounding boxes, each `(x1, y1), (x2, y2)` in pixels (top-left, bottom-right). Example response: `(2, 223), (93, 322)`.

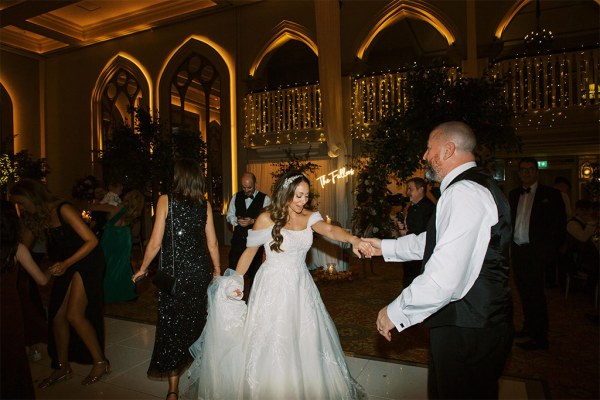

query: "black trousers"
(511, 243), (549, 342)
(428, 323), (513, 399)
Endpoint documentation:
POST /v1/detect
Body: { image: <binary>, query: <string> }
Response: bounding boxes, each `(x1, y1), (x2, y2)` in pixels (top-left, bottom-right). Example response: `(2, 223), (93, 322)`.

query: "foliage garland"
(0, 149), (50, 197)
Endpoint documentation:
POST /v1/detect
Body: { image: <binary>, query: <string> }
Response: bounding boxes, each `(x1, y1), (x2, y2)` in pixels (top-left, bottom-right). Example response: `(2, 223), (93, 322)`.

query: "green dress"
(101, 207), (137, 303)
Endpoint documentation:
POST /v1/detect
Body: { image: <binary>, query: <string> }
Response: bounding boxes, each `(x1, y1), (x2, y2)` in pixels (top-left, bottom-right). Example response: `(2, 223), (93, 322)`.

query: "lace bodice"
(246, 211), (322, 266)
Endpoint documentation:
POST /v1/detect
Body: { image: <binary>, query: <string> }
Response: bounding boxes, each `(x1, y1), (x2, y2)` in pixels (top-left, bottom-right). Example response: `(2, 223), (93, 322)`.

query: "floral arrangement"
(72, 175), (101, 200)
(311, 267), (354, 283)
(350, 158), (394, 238)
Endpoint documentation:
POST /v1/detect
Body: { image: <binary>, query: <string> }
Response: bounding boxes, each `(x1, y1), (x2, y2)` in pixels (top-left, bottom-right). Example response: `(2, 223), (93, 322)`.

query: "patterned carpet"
(104, 246), (599, 399)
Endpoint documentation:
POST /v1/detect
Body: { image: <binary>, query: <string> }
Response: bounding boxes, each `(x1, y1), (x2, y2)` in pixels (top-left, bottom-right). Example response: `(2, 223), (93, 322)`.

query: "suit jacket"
(509, 183), (566, 250)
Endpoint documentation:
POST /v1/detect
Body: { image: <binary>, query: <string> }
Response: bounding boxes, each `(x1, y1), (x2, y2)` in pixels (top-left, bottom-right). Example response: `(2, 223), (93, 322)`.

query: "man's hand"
(237, 217), (253, 227)
(376, 306), (395, 342)
(361, 237), (383, 256)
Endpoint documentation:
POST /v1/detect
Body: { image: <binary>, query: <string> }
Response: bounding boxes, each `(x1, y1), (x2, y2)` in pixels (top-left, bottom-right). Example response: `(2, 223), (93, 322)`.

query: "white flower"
(364, 180), (371, 185)
(366, 188), (373, 194)
(372, 227), (380, 233)
(370, 209), (377, 215)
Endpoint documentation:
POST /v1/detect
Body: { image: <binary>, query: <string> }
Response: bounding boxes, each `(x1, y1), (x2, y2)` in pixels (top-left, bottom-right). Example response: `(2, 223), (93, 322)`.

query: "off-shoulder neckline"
(252, 224), (310, 232)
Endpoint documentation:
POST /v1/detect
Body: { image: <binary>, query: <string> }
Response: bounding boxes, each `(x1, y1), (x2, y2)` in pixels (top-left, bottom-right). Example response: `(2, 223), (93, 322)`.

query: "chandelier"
(524, 0), (554, 47)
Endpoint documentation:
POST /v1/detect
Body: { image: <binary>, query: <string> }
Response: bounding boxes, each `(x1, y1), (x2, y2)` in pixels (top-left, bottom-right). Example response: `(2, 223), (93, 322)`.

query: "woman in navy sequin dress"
(133, 159), (221, 400)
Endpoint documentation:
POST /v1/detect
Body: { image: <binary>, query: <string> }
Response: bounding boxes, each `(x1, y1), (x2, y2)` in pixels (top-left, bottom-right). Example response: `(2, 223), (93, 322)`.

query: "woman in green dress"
(90, 190), (145, 303)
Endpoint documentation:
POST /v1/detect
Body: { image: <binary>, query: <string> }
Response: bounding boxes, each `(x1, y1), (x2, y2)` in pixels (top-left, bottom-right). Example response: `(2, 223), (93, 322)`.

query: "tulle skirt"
(182, 267), (365, 400)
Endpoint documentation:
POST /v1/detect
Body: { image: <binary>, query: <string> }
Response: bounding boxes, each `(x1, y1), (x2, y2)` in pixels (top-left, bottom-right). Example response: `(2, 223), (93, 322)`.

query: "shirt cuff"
(381, 239), (401, 262)
(387, 297), (412, 333)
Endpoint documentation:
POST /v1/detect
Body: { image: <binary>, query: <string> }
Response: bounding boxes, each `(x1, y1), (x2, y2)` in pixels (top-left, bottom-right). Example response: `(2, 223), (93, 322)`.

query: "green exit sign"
(538, 161), (548, 168)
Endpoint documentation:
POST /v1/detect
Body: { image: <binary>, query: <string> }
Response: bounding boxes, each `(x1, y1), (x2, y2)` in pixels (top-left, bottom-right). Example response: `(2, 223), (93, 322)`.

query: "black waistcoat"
(423, 167), (513, 328)
(232, 191), (267, 242)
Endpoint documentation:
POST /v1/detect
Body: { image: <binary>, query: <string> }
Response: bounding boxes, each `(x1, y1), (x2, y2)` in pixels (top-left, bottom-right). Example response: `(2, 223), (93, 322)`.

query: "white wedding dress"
(181, 212), (365, 400)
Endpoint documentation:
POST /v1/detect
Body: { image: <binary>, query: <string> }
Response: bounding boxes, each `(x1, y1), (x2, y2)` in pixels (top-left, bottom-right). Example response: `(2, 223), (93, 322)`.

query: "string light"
(492, 47), (597, 132)
(243, 47), (597, 146)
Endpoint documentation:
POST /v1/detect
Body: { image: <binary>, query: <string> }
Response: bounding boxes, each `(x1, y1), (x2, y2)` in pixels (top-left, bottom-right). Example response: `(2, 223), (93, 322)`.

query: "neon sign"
(316, 167), (355, 188)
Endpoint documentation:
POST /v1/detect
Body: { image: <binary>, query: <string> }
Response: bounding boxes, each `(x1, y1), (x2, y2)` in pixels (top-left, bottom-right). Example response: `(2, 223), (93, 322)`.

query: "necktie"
(246, 194), (254, 200)
(520, 187), (531, 195)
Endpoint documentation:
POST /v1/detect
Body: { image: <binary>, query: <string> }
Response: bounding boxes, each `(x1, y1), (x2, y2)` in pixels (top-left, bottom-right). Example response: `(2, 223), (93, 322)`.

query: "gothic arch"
(355, 0), (458, 60)
(0, 82), (14, 155)
(494, 0), (532, 40)
(248, 20), (318, 77)
(91, 53), (151, 155)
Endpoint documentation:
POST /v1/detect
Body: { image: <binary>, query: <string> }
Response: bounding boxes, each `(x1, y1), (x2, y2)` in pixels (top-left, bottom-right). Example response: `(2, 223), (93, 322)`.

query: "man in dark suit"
(226, 172), (270, 282)
(396, 177), (435, 287)
(509, 157), (566, 350)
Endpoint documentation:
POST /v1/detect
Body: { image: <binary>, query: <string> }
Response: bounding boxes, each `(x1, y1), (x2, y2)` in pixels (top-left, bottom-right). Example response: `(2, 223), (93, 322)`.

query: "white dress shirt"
(381, 161), (499, 332)
(226, 190), (271, 227)
(513, 181), (538, 245)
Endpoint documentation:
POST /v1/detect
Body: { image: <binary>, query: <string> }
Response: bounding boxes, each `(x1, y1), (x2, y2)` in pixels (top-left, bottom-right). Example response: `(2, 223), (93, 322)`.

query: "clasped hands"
(48, 261), (67, 276)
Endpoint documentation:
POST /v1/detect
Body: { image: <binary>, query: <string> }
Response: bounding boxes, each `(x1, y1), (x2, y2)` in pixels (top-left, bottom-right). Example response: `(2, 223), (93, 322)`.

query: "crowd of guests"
(1, 129), (598, 398)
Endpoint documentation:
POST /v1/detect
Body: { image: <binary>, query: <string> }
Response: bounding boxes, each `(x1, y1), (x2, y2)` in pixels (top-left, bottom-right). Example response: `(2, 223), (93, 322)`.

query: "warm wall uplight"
(495, 0), (530, 40)
(249, 21), (318, 77)
(356, 1), (456, 60)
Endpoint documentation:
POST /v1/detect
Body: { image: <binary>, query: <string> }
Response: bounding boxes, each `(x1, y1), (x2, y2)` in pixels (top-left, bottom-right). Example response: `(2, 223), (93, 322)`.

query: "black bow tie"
(520, 187), (531, 195)
(246, 194), (254, 200)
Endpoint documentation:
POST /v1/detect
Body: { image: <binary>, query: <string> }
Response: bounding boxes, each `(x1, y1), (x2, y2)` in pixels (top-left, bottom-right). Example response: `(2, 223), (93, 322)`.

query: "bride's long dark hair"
(266, 171), (310, 252)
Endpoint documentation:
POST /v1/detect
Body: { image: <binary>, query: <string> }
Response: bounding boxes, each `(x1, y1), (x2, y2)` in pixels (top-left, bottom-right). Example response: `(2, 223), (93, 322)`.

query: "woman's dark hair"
(9, 178), (59, 236)
(1, 200), (22, 272)
(172, 158), (205, 205)
(266, 171), (310, 252)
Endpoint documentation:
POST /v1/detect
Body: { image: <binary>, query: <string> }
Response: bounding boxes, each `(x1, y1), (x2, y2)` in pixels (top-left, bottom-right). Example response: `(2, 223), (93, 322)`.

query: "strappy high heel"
(166, 392), (178, 400)
(38, 363), (72, 388)
(81, 359), (111, 385)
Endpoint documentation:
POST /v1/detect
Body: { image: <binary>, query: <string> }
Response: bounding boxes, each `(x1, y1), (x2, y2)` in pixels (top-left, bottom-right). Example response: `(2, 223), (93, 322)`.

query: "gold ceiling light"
(523, 0), (553, 47)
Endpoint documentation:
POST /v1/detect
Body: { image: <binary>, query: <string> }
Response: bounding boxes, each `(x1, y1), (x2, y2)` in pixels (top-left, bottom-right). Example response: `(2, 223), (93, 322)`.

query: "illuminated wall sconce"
(580, 162), (594, 179)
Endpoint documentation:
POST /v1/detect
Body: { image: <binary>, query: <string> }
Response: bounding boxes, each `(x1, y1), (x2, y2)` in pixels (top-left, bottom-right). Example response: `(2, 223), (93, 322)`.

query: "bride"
(181, 171), (370, 399)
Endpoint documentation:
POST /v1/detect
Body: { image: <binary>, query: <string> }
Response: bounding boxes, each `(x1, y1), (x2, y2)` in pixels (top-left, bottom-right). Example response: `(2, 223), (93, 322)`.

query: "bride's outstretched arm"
(312, 220), (374, 258)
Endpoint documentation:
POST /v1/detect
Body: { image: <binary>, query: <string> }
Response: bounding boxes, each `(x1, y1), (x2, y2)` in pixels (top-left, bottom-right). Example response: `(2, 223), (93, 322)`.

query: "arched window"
(170, 53), (221, 137)
(92, 55), (150, 165)
(101, 68), (143, 142)
(169, 52), (223, 211)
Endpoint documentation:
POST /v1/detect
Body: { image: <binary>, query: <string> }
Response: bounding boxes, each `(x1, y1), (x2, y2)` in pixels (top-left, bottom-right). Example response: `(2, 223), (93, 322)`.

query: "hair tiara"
(282, 175), (303, 189)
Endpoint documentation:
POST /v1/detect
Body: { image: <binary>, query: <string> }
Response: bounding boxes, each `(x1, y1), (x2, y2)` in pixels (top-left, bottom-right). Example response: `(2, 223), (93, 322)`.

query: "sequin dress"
(148, 195), (212, 378)
(183, 211), (366, 399)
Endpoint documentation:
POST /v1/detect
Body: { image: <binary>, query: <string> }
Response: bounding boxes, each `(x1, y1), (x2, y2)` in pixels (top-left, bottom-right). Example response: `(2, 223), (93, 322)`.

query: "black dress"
(148, 196), (211, 378)
(46, 202), (106, 369)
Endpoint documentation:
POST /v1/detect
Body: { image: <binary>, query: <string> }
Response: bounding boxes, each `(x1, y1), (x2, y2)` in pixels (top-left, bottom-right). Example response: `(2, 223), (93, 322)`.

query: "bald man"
(226, 172), (270, 281)
(365, 122), (513, 399)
